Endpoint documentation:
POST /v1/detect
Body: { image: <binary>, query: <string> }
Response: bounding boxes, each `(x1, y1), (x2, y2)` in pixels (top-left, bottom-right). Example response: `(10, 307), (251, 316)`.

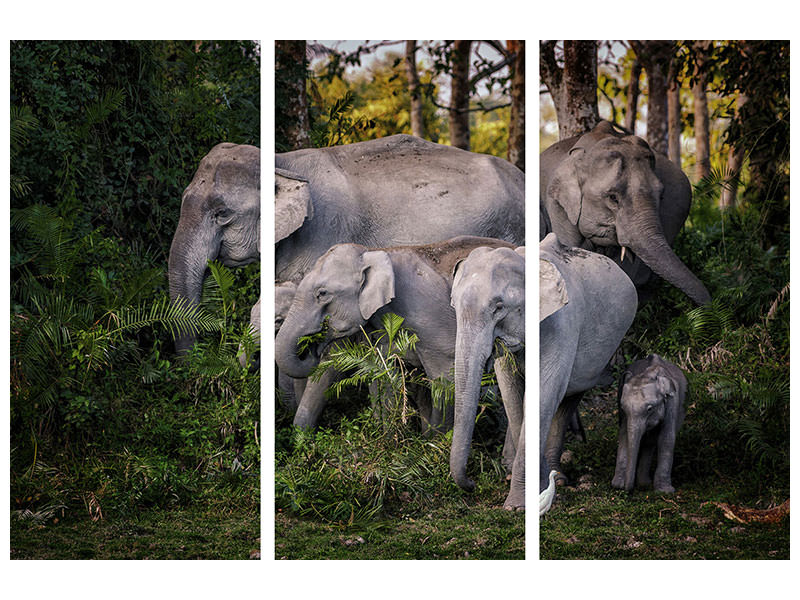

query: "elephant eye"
(492, 300), (504, 313)
(608, 193), (618, 203)
(315, 288), (329, 302)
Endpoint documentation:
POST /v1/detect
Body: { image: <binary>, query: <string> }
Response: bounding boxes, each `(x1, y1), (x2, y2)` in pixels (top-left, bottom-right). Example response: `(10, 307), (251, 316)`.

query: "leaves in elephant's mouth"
(296, 315), (330, 357)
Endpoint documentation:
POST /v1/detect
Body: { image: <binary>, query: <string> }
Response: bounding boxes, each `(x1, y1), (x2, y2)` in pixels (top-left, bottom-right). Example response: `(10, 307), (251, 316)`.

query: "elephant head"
(545, 123), (710, 305)
(169, 143), (260, 353)
(274, 244), (395, 379)
(449, 246), (525, 492)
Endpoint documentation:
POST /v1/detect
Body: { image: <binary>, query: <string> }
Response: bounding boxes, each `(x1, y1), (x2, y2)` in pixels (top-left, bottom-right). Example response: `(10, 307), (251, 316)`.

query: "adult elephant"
(275, 236), (515, 431)
(275, 134), (525, 283)
(169, 143), (260, 353)
(540, 121), (710, 305)
(449, 245), (526, 510)
(539, 233), (637, 492)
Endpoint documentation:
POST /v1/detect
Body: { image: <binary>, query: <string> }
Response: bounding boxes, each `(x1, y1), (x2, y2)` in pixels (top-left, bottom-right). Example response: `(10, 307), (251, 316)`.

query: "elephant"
(274, 236), (515, 431)
(540, 120), (710, 306)
(169, 143), (260, 353)
(612, 354), (687, 493)
(275, 134), (525, 284)
(448, 245), (526, 510)
(539, 232), (637, 492)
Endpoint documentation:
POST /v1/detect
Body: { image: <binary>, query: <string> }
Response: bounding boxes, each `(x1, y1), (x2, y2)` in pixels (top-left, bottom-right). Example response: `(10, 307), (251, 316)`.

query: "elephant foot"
(654, 482), (676, 494)
(503, 496), (525, 511)
(554, 471), (568, 486)
(611, 475), (625, 490)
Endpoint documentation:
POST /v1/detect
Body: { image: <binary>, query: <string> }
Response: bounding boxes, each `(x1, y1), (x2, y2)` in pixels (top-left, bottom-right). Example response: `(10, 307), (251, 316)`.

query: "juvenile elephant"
(169, 143), (261, 353)
(612, 354), (687, 493)
(276, 134), (525, 283)
(539, 233), (637, 492)
(540, 121), (710, 305)
(449, 246), (525, 510)
(274, 236), (515, 430)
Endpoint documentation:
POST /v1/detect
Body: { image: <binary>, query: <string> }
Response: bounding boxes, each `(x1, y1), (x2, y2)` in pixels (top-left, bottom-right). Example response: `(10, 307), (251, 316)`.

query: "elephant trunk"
(621, 202), (711, 305)
(274, 304), (321, 379)
(450, 321), (494, 492)
(168, 216), (219, 354)
(624, 419), (646, 492)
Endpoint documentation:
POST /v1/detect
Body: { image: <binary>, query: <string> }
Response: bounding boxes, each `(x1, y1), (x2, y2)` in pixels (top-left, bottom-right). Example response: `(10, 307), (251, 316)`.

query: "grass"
(10, 506), (260, 560)
(275, 489), (524, 560)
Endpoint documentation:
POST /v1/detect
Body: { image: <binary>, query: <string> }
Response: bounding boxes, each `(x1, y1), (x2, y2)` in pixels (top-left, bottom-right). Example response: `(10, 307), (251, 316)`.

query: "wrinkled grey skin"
(169, 143), (260, 353)
(275, 236), (515, 431)
(612, 354), (687, 493)
(274, 282), (299, 410)
(540, 121), (710, 305)
(449, 246), (526, 510)
(539, 233), (637, 492)
(276, 134), (525, 284)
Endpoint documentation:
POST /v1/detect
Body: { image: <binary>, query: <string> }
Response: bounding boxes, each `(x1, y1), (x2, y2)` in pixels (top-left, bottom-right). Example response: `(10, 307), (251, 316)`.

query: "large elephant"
(169, 143), (260, 353)
(612, 354), (687, 493)
(275, 134), (525, 283)
(539, 233), (637, 492)
(275, 236), (515, 430)
(540, 121), (710, 305)
(449, 245), (526, 510)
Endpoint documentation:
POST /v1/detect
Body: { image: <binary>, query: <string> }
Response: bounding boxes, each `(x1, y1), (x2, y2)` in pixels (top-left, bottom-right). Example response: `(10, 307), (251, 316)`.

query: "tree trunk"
(624, 58), (642, 133)
(692, 41), (712, 181)
(507, 40), (525, 171)
(540, 40), (599, 139)
(449, 40), (472, 150)
(630, 40), (674, 156)
(275, 40), (310, 151)
(720, 93), (749, 209)
(404, 40), (426, 139)
(667, 58), (682, 166)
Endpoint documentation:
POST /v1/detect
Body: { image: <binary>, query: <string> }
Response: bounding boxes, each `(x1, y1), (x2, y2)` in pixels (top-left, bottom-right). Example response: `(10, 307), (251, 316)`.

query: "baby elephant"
(612, 354), (687, 493)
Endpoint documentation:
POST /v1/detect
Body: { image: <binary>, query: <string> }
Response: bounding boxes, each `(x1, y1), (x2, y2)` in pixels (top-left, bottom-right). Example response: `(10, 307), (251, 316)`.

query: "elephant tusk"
(620, 246), (628, 263)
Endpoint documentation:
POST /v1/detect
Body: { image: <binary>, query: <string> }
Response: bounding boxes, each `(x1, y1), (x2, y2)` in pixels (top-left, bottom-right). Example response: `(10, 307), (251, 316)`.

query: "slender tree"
(404, 41), (426, 139)
(667, 57), (682, 166)
(449, 40), (472, 150)
(540, 40), (600, 139)
(624, 58), (642, 133)
(691, 41), (713, 181)
(630, 40), (675, 156)
(507, 40), (525, 171)
(275, 40), (310, 151)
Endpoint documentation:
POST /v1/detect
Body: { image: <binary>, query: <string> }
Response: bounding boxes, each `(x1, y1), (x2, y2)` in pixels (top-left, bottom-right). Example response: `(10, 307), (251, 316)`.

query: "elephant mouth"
(296, 339), (328, 363)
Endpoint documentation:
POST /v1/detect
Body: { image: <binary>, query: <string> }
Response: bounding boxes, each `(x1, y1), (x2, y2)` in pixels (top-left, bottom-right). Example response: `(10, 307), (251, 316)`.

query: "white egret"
(539, 470), (559, 517)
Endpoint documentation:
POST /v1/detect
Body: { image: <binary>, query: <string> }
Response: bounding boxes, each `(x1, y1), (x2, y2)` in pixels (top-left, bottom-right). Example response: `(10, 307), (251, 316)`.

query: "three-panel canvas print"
(8, 40), (789, 564)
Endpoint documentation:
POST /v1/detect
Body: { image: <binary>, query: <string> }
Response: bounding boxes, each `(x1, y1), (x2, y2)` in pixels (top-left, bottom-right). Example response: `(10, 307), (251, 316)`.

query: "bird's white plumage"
(539, 470), (558, 517)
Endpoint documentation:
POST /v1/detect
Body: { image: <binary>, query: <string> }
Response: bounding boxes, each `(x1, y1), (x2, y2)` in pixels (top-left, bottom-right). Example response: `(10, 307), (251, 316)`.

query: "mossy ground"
(10, 507), (260, 560)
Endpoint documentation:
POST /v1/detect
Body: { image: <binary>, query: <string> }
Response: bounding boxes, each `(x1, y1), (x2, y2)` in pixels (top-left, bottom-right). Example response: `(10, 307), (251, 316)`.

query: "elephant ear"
(359, 250), (395, 320)
(539, 258), (568, 322)
(515, 246), (526, 258)
(545, 147), (586, 247)
(275, 168), (313, 243)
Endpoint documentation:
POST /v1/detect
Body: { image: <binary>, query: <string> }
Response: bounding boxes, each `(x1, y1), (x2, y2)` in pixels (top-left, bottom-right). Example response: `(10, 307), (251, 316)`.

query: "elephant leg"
(543, 392), (583, 484)
(653, 429), (677, 493)
(636, 431), (657, 488)
(292, 368), (338, 429)
(611, 418), (629, 489)
(504, 415), (525, 511)
(277, 370), (299, 413)
(495, 354), (524, 475)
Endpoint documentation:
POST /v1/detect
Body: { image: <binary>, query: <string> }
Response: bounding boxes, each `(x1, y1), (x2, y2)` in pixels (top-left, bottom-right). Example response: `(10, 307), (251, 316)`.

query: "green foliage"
(276, 314), (508, 528)
(10, 40), (259, 256)
(10, 42), (260, 532)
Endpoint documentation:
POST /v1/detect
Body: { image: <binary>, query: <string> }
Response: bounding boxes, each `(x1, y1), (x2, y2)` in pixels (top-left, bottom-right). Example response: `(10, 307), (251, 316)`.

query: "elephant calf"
(612, 354), (687, 493)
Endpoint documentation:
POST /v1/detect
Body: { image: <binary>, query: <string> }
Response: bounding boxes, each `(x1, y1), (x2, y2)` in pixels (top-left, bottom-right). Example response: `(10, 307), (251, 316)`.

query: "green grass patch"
(10, 506), (260, 560)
